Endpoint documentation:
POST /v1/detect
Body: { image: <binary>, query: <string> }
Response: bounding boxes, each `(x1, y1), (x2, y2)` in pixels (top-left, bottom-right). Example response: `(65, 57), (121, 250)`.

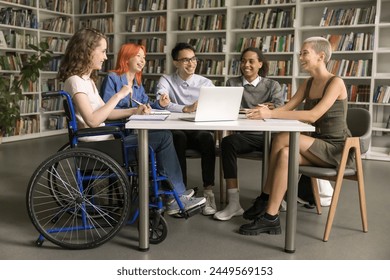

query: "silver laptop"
(180, 86), (244, 122)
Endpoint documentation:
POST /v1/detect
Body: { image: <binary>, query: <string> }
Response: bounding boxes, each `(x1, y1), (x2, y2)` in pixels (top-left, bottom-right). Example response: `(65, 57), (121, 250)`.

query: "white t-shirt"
(64, 75), (112, 142)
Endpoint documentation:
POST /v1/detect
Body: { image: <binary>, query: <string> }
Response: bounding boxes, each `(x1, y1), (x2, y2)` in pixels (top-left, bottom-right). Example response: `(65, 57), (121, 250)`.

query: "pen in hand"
(131, 98), (144, 106)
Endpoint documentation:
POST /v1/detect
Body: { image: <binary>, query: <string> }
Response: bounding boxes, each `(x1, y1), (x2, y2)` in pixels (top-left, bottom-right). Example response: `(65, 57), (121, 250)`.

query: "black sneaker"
(239, 214), (282, 236)
(242, 196), (267, 220)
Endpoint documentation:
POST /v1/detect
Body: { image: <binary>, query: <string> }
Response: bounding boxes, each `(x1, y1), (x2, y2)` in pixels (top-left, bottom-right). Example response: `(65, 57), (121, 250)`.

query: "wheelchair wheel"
(149, 211), (168, 244)
(26, 148), (131, 249)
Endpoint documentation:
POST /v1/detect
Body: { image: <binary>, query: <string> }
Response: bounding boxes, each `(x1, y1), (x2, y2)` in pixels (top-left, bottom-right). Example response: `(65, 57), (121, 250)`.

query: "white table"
(126, 113), (314, 253)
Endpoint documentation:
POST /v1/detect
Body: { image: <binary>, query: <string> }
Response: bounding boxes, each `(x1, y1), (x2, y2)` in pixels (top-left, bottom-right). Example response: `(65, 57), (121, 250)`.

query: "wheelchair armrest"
(105, 119), (128, 127)
(75, 126), (124, 139)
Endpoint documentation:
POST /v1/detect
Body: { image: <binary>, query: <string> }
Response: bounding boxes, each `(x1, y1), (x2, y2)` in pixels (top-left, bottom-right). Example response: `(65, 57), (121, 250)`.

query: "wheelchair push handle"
(41, 90), (69, 99)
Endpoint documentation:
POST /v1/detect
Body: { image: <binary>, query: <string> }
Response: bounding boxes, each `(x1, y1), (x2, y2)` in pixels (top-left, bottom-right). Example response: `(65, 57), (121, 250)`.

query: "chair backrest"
(42, 90), (126, 165)
(61, 91), (79, 147)
(346, 107), (371, 154)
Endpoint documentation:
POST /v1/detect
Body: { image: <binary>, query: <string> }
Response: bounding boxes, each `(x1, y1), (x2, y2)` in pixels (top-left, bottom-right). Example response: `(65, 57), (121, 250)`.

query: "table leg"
(285, 131), (299, 253)
(138, 129), (149, 251)
(261, 131), (271, 189)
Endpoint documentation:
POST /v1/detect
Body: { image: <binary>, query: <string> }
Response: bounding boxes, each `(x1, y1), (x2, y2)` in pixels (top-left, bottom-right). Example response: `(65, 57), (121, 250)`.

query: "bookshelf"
(1, 0), (389, 161)
(0, 0), (72, 142)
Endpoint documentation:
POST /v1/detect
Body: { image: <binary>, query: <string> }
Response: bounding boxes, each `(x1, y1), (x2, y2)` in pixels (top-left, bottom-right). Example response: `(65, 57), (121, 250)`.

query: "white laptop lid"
(182, 86), (244, 122)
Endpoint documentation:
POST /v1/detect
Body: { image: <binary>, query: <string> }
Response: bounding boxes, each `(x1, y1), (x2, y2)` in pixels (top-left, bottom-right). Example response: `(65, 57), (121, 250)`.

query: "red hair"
(111, 43), (146, 86)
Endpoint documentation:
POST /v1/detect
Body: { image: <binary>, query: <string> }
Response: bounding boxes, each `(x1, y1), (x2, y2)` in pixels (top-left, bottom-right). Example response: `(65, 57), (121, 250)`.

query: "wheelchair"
(26, 90), (202, 249)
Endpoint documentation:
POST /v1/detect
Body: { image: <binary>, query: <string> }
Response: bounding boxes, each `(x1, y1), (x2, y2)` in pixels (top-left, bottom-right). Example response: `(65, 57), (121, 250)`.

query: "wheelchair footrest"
(180, 204), (204, 219)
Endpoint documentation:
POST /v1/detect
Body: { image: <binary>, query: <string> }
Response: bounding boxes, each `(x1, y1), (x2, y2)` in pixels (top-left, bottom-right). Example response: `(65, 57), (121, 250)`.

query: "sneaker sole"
(202, 209), (217, 216)
(213, 208), (244, 221)
(239, 226), (282, 236)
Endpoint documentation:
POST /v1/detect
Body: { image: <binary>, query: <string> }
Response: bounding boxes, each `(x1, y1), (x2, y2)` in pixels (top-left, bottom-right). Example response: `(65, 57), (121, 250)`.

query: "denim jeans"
(124, 130), (186, 195)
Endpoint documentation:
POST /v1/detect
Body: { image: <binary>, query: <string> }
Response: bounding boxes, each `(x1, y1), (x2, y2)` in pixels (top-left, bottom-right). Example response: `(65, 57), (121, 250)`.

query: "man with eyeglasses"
(155, 42), (217, 216)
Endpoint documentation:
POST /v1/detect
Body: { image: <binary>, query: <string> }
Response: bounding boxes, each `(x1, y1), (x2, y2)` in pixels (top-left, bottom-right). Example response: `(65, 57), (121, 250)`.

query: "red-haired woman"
(101, 43), (169, 109)
(100, 42), (203, 214)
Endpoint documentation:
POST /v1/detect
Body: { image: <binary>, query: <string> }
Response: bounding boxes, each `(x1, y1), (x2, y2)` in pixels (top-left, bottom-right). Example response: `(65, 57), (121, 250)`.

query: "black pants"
(171, 130), (215, 187)
(221, 132), (264, 179)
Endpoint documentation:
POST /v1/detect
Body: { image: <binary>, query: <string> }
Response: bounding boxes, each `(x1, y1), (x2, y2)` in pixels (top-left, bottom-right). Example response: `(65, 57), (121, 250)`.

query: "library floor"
(0, 134), (389, 260)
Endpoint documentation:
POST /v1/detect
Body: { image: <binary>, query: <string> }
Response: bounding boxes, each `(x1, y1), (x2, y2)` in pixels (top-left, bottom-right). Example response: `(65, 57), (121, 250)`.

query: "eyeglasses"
(176, 56), (198, 64)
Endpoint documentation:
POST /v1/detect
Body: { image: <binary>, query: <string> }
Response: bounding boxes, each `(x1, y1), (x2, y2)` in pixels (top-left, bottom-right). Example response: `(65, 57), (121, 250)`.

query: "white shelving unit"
(1, 0), (389, 161)
(0, 0), (73, 143)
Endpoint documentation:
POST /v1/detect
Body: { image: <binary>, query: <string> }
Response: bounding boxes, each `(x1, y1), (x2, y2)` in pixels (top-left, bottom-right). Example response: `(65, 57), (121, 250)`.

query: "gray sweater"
(226, 76), (284, 109)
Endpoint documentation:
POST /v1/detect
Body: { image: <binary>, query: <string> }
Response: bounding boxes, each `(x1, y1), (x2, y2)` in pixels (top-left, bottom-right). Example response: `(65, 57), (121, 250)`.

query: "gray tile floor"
(0, 134), (389, 260)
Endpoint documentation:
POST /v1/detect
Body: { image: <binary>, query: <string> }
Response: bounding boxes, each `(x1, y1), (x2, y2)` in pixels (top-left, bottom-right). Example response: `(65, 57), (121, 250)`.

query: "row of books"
(41, 96), (64, 112)
(187, 37), (226, 53)
(142, 59), (165, 74)
(196, 59), (225, 76)
(41, 78), (63, 92)
(143, 78), (158, 95)
(79, 0), (112, 14)
(41, 17), (74, 34)
(327, 59), (372, 77)
(0, 7), (38, 29)
(281, 83), (292, 101)
(178, 14), (225, 31)
(236, 34), (294, 53)
(268, 60), (292, 77)
(4, 0), (35, 6)
(40, 0), (73, 14)
(13, 116), (40, 136)
(241, 8), (295, 29)
(127, 0), (166, 12)
(4, 75), (38, 92)
(128, 37), (166, 53)
(373, 85), (390, 104)
(1, 30), (38, 49)
(326, 32), (374, 52)
(319, 6), (376, 27)
(47, 115), (66, 130)
(78, 17), (114, 34)
(44, 56), (61, 72)
(0, 52), (28, 71)
(127, 15), (166, 32)
(184, 0), (225, 9)
(249, 0), (295, 4)
(43, 37), (69, 53)
(18, 95), (39, 114)
(346, 84), (370, 102)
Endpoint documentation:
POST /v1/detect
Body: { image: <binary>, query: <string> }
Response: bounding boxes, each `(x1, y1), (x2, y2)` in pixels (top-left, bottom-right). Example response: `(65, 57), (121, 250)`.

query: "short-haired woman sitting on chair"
(239, 37), (355, 235)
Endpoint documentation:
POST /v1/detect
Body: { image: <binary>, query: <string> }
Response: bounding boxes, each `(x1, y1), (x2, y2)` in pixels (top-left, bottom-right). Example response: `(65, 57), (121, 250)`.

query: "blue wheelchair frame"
(26, 90), (190, 249)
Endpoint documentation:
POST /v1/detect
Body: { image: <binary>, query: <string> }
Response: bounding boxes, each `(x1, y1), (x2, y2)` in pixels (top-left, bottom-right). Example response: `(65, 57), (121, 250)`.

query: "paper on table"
(263, 118), (300, 124)
(150, 109), (171, 115)
(128, 114), (168, 121)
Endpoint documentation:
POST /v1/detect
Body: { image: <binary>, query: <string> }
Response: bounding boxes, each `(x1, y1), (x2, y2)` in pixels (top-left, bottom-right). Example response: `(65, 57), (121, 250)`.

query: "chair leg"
(310, 178), (322, 215)
(219, 155), (226, 204)
(355, 152), (368, 233)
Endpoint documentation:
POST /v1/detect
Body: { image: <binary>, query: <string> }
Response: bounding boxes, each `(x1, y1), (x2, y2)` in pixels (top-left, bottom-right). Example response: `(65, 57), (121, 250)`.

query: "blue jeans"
(124, 130), (186, 195)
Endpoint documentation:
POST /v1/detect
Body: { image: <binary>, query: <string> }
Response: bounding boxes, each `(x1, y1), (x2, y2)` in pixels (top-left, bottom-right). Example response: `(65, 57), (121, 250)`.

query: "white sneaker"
(213, 205), (244, 221)
(166, 189), (195, 206)
(202, 191), (217, 215)
(166, 195), (206, 215)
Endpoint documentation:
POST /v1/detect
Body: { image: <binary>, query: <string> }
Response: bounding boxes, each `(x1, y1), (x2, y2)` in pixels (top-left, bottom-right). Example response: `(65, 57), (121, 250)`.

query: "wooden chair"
(299, 107), (371, 241)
